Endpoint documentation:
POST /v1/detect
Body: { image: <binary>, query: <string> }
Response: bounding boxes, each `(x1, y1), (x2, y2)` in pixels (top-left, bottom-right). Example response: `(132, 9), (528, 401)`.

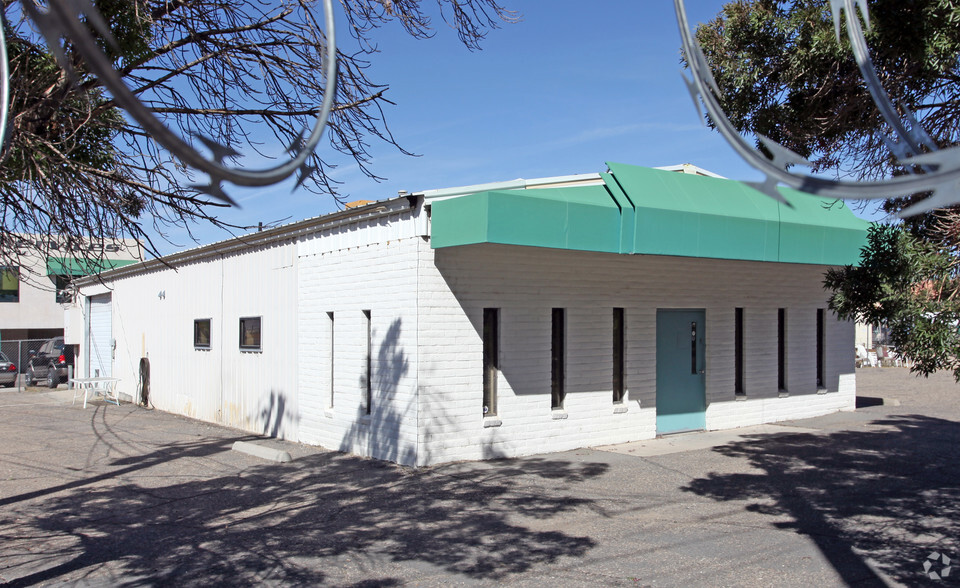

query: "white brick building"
(70, 163), (869, 466)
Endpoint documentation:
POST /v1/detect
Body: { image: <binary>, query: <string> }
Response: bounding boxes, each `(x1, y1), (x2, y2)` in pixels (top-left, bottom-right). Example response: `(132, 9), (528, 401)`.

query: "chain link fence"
(0, 338), (73, 390)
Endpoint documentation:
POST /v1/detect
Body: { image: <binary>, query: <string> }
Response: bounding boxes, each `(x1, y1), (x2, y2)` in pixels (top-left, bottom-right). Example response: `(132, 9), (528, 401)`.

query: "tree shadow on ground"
(0, 435), (258, 510)
(1, 444), (604, 586)
(683, 415), (960, 586)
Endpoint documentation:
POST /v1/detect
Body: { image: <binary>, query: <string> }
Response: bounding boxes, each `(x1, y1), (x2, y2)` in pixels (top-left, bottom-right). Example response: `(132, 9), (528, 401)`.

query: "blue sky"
(152, 0), (875, 255)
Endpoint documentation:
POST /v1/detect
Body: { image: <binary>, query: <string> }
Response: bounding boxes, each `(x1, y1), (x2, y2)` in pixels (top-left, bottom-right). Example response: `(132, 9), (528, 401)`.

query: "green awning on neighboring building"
(429, 162), (870, 266)
(46, 257), (138, 276)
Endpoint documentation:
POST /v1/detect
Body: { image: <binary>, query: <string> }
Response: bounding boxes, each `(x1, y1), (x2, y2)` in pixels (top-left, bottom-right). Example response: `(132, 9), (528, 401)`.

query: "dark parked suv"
(27, 337), (73, 388)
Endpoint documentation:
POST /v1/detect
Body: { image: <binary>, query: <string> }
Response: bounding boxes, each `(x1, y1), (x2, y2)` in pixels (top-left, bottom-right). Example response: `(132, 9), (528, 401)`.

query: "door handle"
(690, 322), (697, 374)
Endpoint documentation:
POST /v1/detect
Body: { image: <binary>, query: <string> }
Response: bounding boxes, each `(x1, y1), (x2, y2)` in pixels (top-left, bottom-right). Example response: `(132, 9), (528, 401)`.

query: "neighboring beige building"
(0, 235), (142, 342)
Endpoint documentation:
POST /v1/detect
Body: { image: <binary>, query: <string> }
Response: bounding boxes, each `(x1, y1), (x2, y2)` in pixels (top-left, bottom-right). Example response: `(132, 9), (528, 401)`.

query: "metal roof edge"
(524, 173), (604, 188)
(75, 196), (417, 284)
(419, 173), (604, 202)
(419, 179), (526, 200)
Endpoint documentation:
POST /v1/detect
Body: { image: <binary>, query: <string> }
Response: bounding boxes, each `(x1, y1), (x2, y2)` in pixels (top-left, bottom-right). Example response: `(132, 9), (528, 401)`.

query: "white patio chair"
(886, 349), (903, 367)
(856, 345), (870, 367)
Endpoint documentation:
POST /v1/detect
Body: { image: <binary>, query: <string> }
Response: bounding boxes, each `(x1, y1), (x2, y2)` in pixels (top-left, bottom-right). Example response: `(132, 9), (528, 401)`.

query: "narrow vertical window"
(777, 308), (786, 391)
(735, 308), (744, 395)
(816, 308), (825, 389)
(613, 308), (625, 403)
(327, 311), (335, 408)
(483, 308), (499, 416)
(551, 308), (565, 409)
(363, 310), (371, 415)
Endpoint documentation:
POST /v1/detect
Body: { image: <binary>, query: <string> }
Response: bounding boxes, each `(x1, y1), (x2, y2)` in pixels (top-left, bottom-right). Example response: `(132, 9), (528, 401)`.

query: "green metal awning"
(47, 257), (137, 276)
(430, 162), (870, 266)
(776, 187), (872, 265)
(431, 185), (623, 253)
(607, 162), (782, 262)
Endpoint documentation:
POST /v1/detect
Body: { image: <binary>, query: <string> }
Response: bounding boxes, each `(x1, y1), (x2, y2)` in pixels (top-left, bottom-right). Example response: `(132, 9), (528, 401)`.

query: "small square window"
(239, 316), (262, 351)
(194, 318), (212, 349)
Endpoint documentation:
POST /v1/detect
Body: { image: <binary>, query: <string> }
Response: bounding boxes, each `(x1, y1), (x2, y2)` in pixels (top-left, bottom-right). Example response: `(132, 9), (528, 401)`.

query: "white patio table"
(70, 377), (121, 408)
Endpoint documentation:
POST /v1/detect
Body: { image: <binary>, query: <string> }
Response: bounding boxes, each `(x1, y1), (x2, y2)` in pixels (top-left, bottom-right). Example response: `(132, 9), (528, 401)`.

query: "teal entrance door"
(656, 309), (706, 434)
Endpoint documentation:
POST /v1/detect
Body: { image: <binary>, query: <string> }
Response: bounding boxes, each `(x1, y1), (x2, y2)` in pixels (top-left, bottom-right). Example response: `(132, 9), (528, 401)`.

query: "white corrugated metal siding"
(78, 241), (299, 440)
(76, 200), (422, 446)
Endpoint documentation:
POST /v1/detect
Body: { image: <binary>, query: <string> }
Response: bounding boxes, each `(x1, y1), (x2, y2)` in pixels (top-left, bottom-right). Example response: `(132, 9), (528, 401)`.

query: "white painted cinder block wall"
(415, 243), (855, 466)
(296, 209), (424, 466)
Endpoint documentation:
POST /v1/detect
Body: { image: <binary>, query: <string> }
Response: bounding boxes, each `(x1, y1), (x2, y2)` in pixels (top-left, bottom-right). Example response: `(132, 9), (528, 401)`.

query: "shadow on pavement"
(855, 396), (885, 408)
(1, 445), (604, 586)
(0, 436), (257, 510)
(683, 414), (960, 586)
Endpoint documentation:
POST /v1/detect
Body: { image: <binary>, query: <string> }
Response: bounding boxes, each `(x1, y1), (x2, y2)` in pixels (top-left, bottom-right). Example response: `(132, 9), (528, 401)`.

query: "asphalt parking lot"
(1, 368), (958, 587)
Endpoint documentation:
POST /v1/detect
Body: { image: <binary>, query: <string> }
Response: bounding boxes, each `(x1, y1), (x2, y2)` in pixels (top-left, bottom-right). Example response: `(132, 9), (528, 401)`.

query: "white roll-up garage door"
(87, 294), (112, 377)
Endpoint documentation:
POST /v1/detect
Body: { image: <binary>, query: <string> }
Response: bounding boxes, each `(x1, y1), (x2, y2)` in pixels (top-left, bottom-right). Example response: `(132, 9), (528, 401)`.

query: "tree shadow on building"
(5, 444), (601, 585)
(257, 389), (298, 439)
(340, 317), (415, 465)
(682, 415), (960, 586)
